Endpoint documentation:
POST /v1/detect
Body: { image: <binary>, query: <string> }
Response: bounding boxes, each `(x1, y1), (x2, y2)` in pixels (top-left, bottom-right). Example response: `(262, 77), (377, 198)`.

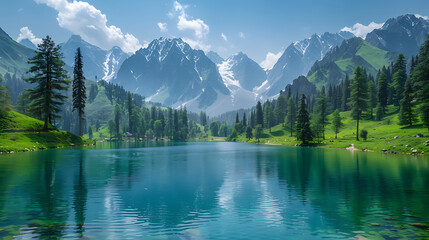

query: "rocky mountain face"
(218, 52), (266, 92)
(206, 51), (224, 64)
(262, 31), (355, 97)
(113, 38), (229, 110)
(366, 14), (429, 57)
(60, 35), (128, 81)
(18, 39), (37, 50)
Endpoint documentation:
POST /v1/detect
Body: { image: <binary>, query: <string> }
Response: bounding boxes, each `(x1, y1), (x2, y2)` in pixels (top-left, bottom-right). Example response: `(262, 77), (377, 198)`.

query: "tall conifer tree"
(285, 97), (296, 137)
(349, 66), (368, 141)
(296, 94), (312, 144)
(25, 36), (69, 131)
(72, 47), (86, 136)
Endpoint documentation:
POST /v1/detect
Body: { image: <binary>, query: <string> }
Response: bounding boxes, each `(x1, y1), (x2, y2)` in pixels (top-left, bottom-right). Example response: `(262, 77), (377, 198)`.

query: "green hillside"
(228, 105), (429, 155)
(0, 27), (35, 76)
(0, 111), (91, 153)
(307, 38), (396, 88)
(355, 41), (392, 70)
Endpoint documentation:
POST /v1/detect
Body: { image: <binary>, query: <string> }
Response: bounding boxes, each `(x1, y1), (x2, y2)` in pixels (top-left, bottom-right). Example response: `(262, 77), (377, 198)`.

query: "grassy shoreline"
(214, 107), (429, 156)
(0, 111), (92, 154)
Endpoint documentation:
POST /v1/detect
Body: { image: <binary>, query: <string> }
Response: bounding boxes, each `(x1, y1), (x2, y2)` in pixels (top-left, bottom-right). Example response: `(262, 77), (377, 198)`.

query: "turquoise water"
(0, 142), (428, 239)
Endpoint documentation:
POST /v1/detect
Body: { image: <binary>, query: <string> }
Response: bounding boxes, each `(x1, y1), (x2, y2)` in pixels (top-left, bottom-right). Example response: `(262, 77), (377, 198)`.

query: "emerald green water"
(0, 142), (428, 239)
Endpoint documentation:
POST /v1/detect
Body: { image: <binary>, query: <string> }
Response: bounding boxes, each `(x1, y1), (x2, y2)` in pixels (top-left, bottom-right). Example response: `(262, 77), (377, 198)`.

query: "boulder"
(415, 133), (423, 138)
(382, 149), (388, 152)
(354, 234), (369, 240)
(424, 140), (429, 146)
(410, 223), (429, 229)
(405, 145), (410, 148)
(394, 136), (399, 139)
(412, 149), (418, 153)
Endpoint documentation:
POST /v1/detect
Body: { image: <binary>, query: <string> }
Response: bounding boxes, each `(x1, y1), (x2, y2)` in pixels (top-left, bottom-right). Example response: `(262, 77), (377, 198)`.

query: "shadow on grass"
(270, 130), (285, 137)
(21, 131), (86, 148)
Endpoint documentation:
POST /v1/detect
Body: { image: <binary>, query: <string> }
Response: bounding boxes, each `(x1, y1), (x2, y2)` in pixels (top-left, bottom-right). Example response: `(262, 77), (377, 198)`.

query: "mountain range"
(1, 13), (428, 116)
(59, 35), (128, 81)
(261, 31), (355, 97)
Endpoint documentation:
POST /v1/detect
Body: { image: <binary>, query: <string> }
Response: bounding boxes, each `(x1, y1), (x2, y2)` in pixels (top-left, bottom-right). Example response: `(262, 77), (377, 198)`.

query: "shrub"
(360, 129), (368, 141)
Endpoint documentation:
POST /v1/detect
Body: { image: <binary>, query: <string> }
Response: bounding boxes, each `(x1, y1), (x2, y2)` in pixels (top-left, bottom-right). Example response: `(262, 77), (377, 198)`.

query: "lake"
(0, 142), (428, 239)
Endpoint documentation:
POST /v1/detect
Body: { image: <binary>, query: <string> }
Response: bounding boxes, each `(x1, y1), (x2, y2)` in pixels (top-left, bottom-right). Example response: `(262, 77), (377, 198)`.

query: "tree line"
(224, 36), (429, 143)
(0, 35), (203, 142)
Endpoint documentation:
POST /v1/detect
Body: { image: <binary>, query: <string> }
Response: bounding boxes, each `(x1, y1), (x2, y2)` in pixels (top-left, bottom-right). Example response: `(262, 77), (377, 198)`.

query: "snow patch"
(218, 58), (240, 90)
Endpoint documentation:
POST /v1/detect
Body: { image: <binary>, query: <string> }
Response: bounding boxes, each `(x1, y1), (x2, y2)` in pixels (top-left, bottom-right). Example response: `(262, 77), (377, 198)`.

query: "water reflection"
(0, 142), (428, 239)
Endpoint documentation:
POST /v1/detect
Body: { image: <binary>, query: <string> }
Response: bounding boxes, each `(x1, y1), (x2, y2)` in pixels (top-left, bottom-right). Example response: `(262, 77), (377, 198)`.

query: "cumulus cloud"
(341, 22), (384, 39)
(17, 26), (42, 46)
(239, 32), (245, 39)
(157, 22), (168, 32)
(415, 14), (429, 20)
(173, 1), (209, 39)
(221, 33), (227, 41)
(34, 0), (142, 53)
(182, 37), (211, 52)
(260, 51), (282, 70)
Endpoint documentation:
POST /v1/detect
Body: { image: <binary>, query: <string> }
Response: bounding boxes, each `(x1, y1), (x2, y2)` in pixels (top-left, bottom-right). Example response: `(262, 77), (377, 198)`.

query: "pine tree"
(296, 94), (312, 144)
(168, 108), (174, 139)
(375, 103), (384, 121)
(88, 126), (93, 140)
(182, 106), (188, 132)
(254, 124), (263, 141)
(392, 54), (407, 106)
(411, 36), (429, 133)
(399, 78), (417, 127)
(285, 97), (296, 137)
(332, 109), (343, 139)
(210, 121), (219, 137)
(25, 36), (69, 131)
(126, 92), (134, 133)
(0, 75), (11, 118)
(235, 112), (240, 124)
(72, 47), (87, 135)
(275, 94), (287, 126)
(377, 67), (389, 113)
(242, 112), (247, 127)
(367, 78), (377, 119)
(349, 66), (368, 141)
(263, 102), (274, 132)
(314, 86), (329, 139)
(256, 101), (264, 127)
(250, 110), (255, 128)
(246, 125), (253, 140)
(114, 104), (121, 139)
(342, 75), (351, 111)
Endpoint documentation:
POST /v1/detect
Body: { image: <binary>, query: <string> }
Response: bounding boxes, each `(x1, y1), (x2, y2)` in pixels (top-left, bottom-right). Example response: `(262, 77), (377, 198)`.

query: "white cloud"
(173, 1), (209, 39)
(415, 14), (429, 20)
(34, 0), (142, 53)
(260, 51), (282, 70)
(221, 33), (227, 41)
(341, 22), (384, 39)
(157, 22), (168, 32)
(182, 37), (211, 52)
(17, 26), (43, 46)
(239, 32), (245, 39)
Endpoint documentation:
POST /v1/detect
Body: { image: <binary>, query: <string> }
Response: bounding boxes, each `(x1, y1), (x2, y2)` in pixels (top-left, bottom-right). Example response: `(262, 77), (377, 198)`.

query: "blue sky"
(1, 0), (429, 67)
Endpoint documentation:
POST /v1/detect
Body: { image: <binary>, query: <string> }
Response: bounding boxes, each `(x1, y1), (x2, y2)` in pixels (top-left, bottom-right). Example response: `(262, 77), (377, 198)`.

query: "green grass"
(0, 111), (54, 131)
(335, 58), (355, 72)
(356, 41), (391, 71)
(0, 111), (91, 153)
(232, 106), (429, 155)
